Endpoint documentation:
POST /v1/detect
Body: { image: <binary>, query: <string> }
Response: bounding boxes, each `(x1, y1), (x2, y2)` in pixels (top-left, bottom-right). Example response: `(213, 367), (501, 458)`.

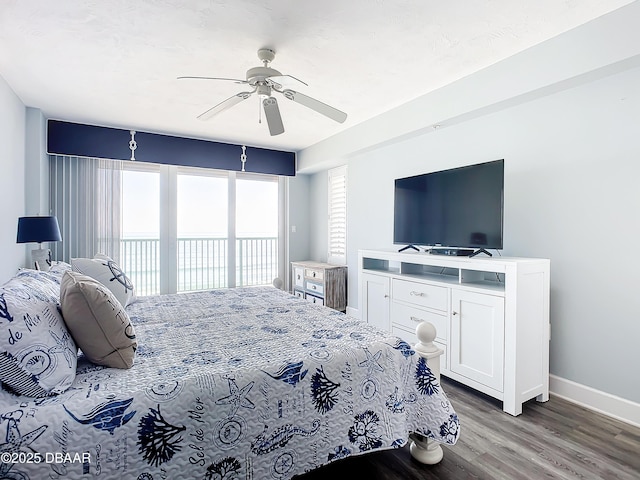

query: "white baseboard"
(549, 374), (640, 428)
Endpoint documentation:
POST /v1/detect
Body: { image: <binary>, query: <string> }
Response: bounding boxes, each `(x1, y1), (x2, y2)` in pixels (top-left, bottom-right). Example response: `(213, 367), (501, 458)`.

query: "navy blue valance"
(47, 120), (296, 176)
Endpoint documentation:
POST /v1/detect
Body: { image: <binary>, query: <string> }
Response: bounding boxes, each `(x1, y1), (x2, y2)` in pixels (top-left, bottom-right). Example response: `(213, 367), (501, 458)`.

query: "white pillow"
(0, 270), (77, 396)
(71, 254), (135, 307)
(49, 261), (72, 275)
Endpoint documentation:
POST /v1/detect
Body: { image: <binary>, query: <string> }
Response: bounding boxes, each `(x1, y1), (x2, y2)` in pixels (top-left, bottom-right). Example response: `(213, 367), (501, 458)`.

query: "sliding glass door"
(121, 167), (160, 295)
(119, 164), (282, 295)
(177, 171), (228, 291)
(236, 175), (279, 287)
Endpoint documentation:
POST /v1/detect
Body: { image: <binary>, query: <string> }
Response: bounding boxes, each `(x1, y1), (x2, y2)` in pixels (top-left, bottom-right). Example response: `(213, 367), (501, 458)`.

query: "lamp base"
(31, 248), (52, 272)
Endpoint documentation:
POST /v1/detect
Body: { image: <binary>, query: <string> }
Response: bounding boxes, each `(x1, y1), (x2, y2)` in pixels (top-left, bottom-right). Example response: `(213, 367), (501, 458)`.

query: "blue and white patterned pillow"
(49, 261), (72, 278)
(0, 270), (77, 396)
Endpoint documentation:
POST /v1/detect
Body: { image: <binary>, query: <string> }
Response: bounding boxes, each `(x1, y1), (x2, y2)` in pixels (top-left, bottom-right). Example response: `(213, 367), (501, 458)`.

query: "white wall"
(287, 174), (311, 266)
(308, 173), (328, 262)
(25, 108), (49, 216)
(0, 75), (26, 281)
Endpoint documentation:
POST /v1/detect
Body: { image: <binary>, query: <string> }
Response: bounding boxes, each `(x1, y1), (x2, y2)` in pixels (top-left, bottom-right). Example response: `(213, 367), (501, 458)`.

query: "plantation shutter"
(327, 165), (347, 265)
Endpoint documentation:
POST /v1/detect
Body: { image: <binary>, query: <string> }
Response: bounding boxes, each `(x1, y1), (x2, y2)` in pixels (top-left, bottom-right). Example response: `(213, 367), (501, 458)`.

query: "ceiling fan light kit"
(180, 49), (347, 136)
(262, 97), (284, 136)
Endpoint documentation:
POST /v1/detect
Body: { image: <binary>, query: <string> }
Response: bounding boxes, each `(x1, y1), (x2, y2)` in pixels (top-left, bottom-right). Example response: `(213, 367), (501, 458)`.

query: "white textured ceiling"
(0, 0), (634, 152)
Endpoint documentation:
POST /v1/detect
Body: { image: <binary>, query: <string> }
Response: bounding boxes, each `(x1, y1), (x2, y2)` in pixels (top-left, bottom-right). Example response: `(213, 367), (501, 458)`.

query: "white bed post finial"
(413, 321), (442, 379)
(409, 321), (445, 465)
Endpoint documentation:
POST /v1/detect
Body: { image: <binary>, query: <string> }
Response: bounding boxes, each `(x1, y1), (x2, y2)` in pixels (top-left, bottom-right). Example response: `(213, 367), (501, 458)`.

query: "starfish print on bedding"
(48, 330), (75, 368)
(358, 348), (384, 376)
(0, 418), (48, 469)
(215, 378), (255, 417)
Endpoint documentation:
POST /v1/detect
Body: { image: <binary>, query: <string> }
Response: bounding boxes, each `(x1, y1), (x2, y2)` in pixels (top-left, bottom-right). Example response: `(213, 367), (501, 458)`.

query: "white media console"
(358, 249), (550, 416)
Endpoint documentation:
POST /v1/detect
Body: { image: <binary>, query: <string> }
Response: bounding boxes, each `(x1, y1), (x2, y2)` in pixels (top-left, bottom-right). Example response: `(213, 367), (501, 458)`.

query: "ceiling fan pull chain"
(129, 130), (137, 161)
(240, 145), (247, 172)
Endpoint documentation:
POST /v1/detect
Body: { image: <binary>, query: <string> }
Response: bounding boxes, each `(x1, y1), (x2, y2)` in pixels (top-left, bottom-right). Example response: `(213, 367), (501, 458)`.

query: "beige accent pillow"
(60, 271), (137, 369)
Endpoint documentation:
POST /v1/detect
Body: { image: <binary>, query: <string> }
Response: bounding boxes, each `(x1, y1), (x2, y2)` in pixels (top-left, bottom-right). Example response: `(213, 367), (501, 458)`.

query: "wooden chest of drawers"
(291, 261), (347, 311)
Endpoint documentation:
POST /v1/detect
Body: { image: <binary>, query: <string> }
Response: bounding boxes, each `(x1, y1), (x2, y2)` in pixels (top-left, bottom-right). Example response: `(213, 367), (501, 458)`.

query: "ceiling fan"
(178, 48), (347, 136)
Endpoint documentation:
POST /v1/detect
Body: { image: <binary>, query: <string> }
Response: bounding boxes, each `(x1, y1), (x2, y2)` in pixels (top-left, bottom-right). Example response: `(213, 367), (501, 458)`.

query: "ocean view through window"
(120, 165), (280, 295)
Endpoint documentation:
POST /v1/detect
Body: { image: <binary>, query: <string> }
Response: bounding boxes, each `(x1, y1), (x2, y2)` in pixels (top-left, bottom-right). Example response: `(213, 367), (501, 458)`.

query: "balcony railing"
(120, 237), (278, 296)
(121, 238), (161, 296)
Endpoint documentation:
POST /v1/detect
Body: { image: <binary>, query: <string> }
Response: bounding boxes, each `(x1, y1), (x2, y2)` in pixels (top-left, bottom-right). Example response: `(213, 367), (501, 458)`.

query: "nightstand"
(291, 261), (347, 311)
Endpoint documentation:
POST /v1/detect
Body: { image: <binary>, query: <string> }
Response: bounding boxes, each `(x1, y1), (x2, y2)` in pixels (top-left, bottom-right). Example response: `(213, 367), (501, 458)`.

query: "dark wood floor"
(298, 377), (640, 480)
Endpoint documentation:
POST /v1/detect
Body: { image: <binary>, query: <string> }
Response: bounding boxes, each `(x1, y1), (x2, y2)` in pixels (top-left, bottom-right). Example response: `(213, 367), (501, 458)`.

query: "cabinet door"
(361, 273), (390, 331)
(450, 290), (505, 392)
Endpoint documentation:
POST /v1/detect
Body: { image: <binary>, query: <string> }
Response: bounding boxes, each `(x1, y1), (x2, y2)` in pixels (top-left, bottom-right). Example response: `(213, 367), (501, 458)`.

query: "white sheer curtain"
(49, 155), (122, 263)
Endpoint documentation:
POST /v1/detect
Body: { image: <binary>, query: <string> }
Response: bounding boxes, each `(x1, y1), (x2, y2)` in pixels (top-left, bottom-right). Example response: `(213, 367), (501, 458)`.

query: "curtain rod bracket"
(240, 145), (247, 172)
(129, 130), (137, 161)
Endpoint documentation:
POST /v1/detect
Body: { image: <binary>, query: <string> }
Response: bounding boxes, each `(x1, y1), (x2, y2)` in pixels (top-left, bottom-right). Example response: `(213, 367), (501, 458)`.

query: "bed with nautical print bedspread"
(0, 286), (459, 479)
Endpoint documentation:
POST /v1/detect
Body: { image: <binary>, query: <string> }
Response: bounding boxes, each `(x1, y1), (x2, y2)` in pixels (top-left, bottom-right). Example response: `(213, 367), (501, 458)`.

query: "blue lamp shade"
(16, 216), (62, 244)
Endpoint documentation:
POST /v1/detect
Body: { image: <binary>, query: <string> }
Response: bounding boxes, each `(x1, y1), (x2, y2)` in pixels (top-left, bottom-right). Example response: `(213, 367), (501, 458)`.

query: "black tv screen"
(393, 159), (504, 249)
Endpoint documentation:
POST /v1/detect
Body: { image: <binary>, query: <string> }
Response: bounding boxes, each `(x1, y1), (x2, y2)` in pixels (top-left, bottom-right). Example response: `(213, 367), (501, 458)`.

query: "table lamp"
(16, 216), (62, 271)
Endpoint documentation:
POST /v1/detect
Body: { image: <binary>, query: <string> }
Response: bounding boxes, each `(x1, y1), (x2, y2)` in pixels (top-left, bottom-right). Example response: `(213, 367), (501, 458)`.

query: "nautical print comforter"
(0, 287), (459, 479)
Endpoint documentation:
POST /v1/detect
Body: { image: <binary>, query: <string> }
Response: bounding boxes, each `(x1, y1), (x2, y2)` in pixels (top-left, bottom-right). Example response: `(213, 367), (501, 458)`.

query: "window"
(327, 165), (347, 265)
(51, 156), (284, 295)
(236, 175), (279, 286)
(119, 166), (282, 294)
(121, 166), (160, 295)
(177, 171), (228, 291)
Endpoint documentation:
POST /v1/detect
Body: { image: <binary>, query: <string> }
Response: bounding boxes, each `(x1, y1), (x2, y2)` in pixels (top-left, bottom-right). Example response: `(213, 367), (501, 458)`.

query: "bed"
(0, 265), (459, 479)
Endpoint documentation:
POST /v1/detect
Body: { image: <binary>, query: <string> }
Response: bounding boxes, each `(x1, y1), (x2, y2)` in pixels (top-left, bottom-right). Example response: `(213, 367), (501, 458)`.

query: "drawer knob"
(410, 291), (426, 297)
(452, 311), (458, 315)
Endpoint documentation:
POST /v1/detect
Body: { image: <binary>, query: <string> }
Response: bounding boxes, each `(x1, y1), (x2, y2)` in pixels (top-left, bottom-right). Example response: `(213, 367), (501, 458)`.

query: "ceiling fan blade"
(197, 91), (254, 121)
(262, 97), (285, 136)
(178, 76), (248, 84)
(280, 89), (347, 123)
(267, 74), (308, 89)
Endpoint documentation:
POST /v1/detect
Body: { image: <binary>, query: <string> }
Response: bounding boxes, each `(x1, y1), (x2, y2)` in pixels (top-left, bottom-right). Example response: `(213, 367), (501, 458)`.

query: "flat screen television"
(393, 159), (504, 253)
